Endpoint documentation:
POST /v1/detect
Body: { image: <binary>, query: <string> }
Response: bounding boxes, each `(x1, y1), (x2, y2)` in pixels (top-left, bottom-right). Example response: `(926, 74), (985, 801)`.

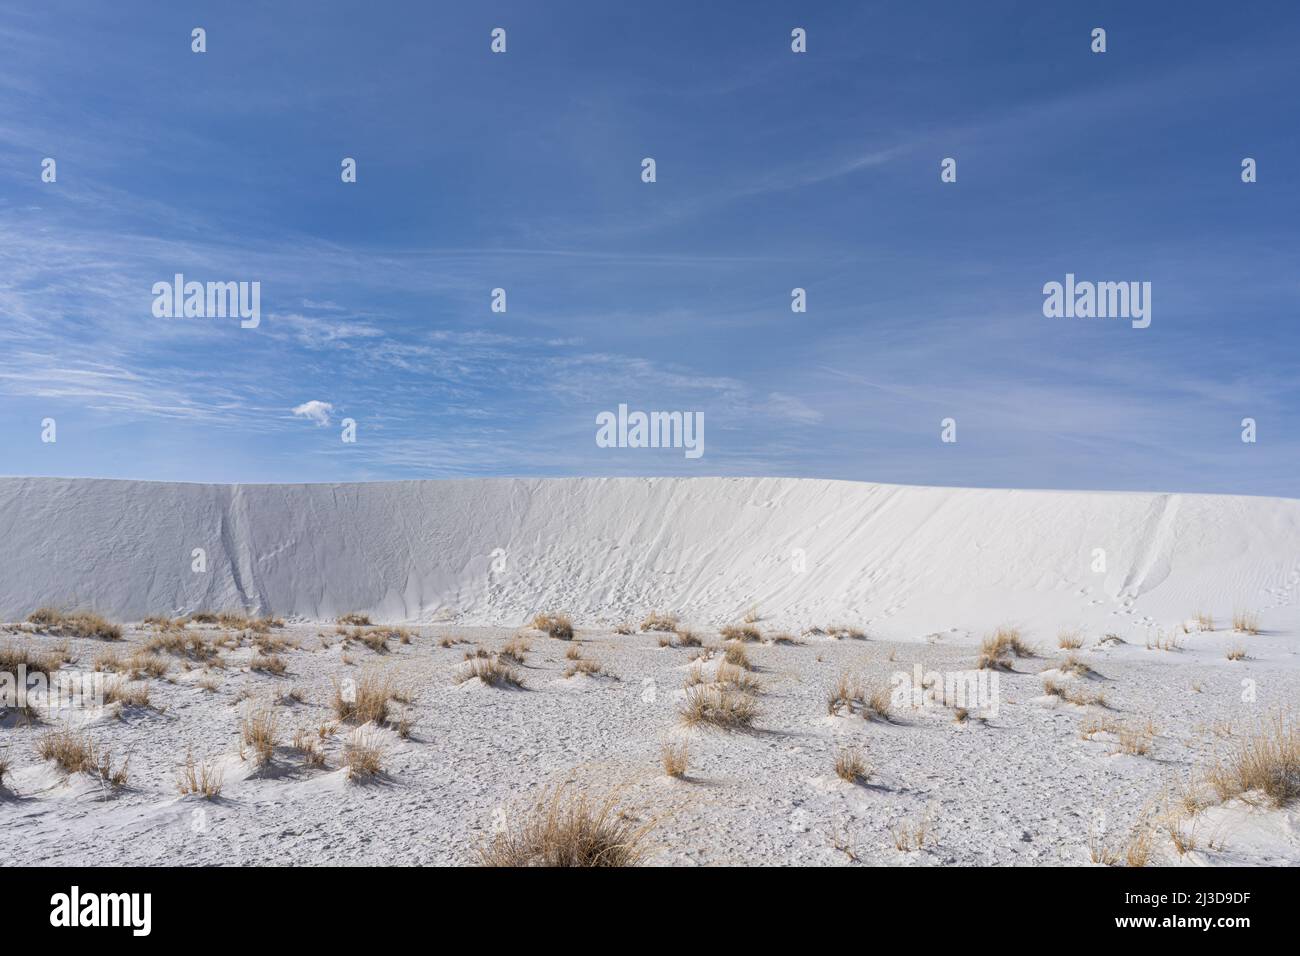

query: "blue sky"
(1, 1), (1297, 494)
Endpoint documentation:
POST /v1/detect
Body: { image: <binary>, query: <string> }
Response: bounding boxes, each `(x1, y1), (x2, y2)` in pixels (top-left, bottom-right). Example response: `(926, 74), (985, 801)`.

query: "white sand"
(0, 476), (1296, 866)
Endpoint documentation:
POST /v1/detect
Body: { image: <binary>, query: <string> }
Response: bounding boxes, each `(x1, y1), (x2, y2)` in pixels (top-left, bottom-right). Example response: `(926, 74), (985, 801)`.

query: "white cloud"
(292, 400), (334, 426)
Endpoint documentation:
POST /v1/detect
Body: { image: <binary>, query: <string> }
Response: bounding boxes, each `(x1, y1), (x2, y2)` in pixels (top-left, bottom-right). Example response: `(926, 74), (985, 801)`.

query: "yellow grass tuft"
(680, 685), (758, 729)
(175, 750), (223, 798)
(332, 671), (396, 723)
(660, 742), (689, 778)
(240, 702), (280, 766)
(719, 623), (761, 643)
(27, 608), (123, 641)
(532, 612), (574, 640)
(640, 611), (679, 632)
(1057, 630), (1084, 650)
(834, 746), (870, 784)
(455, 655), (525, 689)
(1204, 711), (1299, 808)
(343, 728), (386, 780)
(1231, 609), (1260, 635)
(36, 727), (128, 786)
(478, 785), (655, 867)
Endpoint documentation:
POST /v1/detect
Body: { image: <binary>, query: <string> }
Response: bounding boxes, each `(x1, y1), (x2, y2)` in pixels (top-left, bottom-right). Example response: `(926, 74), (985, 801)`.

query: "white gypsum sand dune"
(0, 476), (1297, 636)
(0, 476), (1297, 867)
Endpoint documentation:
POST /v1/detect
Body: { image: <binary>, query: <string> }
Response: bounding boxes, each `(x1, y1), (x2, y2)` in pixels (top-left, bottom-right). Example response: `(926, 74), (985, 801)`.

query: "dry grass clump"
(250, 653), (287, 675)
(291, 726), (327, 767)
(1114, 724), (1155, 756)
(478, 785), (654, 867)
(197, 672), (221, 692)
(367, 627), (412, 645)
(1090, 821), (1154, 867)
(1231, 609), (1260, 635)
(1204, 712), (1299, 808)
(103, 678), (151, 709)
(36, 728), (129, 786)
(834, 746), (871, 784)
(455, 655), (525, 689)
(683, 662), (708, 688)
(768, 632), (802, 645)
(1057, 630), (1084, 650)
(125, 651), (168, 680)
(1041, 677), (1105, 708)
(889, 812), (932, 852)
(356, 630), (390, 652)
(532, 612), (574, 640)
(1124, 825), (1154, 867)
(0, 750), (10, 791)
(826, 624), (867, 640)
(240, 702), (280, 766)
(0, 642), (62, 677)
(332, 671), (398, 723)
(27, 609), (122, 641)
(722, 643), (752, 670)
(564, 658), (604, 678)
(175, 750), (223, 798)
(1195, 610), (1216, 631)
(1144, 628), (1182, 651)
(977, 627), (1033, 669)
(680, 685), (758, 729)
(337, 613), (372, 627)
(500, 635), (530, 664)
(216, 613), (279, 633)
(720, 623), (762, 643)
(1057, 653), (1094, 677)
(640, 611), (679, 632)
(660, 742), (689, 778)
(1225, 644), (1247, 661)
(343, 728), (386, 781)
(826, 672), (891, 721)
(672, 628), (702, 647)
(252, 632), (295, 654)
(145, 631), (218, 661)
(714, 661), (761, 694)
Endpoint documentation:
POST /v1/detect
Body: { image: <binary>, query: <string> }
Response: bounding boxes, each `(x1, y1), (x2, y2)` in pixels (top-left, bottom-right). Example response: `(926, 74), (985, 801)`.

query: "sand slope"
(1, 477), (1297, 635)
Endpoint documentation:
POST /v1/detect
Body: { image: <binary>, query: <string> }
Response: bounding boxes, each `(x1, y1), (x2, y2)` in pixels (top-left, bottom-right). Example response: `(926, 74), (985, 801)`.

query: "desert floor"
(1, 614), (1296, 866)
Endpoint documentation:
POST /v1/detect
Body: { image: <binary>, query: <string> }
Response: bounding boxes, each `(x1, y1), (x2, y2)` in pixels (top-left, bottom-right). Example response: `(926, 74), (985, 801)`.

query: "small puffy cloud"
(292, 400), (334, 426)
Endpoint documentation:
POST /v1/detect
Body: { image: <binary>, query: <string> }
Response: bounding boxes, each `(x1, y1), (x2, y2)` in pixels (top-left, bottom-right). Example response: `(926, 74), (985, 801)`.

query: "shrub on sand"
(1232, 610), (1261, 635)
(455, 656), (525, 689)
(240, 702), (280, 766)
(660, 742), (688, 778)
(27, 609), (122, 641)
(1204, 711), (1299, 808)
(680, 685), (757, 729)
(720, 623), (761, 643)
(640, 611), (678, 633)
(343, 728), (386, 781)
(478, 785), (655, 867)
(36, 728), (129, 786)
(175, 750), (223, 798)
(834, 746), (870, 784)
(532, 612), (574, 641)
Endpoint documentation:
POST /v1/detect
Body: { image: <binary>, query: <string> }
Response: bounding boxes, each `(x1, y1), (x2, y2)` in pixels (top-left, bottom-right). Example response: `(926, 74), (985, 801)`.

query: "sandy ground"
(2, 615), (1296, 866)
